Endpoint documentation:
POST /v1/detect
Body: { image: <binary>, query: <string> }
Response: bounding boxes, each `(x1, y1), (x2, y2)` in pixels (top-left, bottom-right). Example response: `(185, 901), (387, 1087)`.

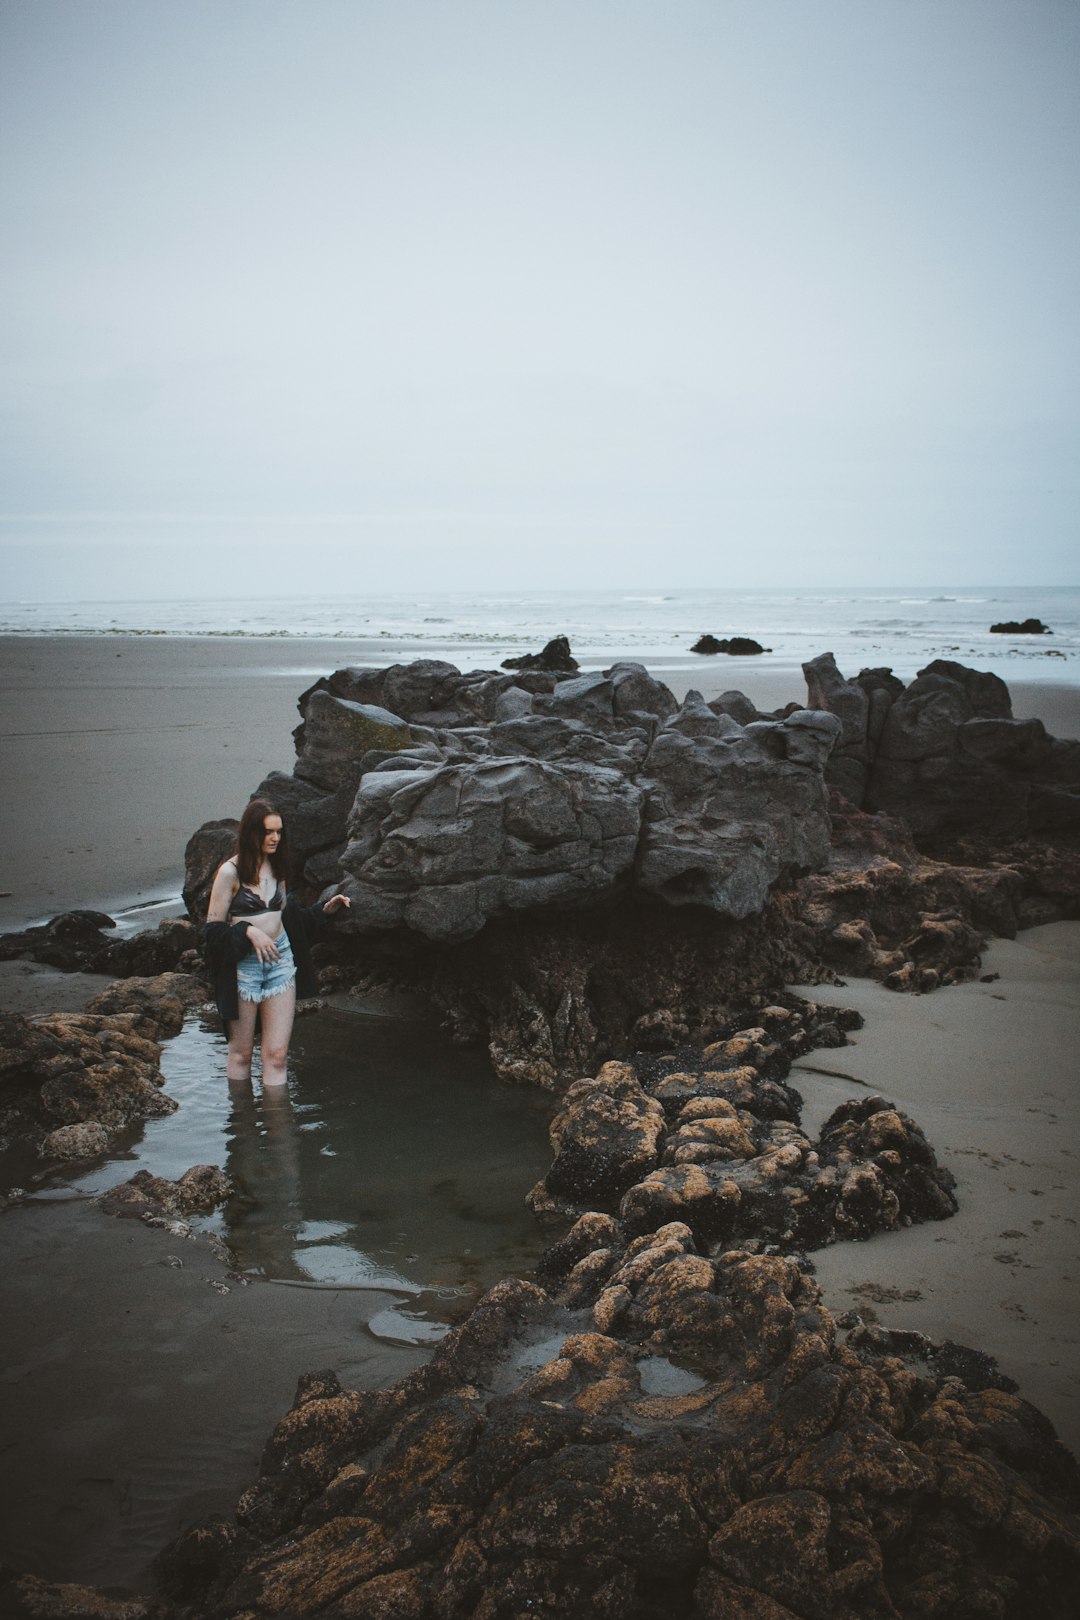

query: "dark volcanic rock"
(138, 1250), (1080, 1620)
(186, 657), (844, 945)
(529, 999), (956, 1250)
(0, 1008), (175, 1157)
(990, 617), (1051, 634)
(99, 1163), (233, 1220)
(636, 700), (840, 917)
(0, 911), (200, 980)
(501, 634), (579, 672)
(691, 634), (769, 655)
(183, 817), (238, 922)
(341, 756), (645, 942)
(0, 909), (118, 971)
(803, 652), (1080, 844)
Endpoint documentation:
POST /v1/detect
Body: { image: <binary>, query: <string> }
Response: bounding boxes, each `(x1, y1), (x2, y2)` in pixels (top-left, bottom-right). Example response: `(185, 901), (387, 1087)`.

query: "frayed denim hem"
(238, 977), (296, 1005)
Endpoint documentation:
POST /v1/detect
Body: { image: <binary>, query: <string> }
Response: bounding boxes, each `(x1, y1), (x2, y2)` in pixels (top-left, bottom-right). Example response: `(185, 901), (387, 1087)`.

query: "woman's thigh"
(258, 983), (296, 1057)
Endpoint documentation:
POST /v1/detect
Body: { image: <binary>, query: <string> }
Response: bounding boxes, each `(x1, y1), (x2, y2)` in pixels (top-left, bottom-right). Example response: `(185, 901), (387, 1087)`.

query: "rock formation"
(803, 653), (1080, 844)
(92, 1249), (1077, 1620)
(690, 634), (769, 655)
(211, 658), (843, 944)
(528, 997), (957, 1250)
(502, 634), (579, 672)
(0, 1008), (177, 1159)
(0, 911), (201, 978)
(99, 1163), (233, 1221)
(990, 617), (1051, 634)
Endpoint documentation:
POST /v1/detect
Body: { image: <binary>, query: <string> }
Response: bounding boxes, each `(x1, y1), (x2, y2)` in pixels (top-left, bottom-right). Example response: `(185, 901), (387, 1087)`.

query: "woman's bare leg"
(258, 985), (296, 1087)
(226, 998), (259, 1081)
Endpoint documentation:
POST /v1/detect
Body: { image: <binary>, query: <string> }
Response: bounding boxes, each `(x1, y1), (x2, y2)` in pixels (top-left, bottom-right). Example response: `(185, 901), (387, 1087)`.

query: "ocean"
(2, 584), (1078, 687)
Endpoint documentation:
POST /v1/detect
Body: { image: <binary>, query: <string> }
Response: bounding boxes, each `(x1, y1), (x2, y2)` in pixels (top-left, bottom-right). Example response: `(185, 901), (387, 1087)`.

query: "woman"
(204, 798), (350, 1085)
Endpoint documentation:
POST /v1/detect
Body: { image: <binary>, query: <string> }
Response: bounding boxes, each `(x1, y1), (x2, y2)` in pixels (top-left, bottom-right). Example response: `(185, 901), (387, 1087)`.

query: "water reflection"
(24, 1004), (555, 1315)
(222, 1076), (305, 1283)
(211, 1006), (553, 1300)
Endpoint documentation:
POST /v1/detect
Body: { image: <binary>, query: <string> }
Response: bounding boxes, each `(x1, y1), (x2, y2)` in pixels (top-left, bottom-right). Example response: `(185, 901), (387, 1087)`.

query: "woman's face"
(261, 814), (283, 856)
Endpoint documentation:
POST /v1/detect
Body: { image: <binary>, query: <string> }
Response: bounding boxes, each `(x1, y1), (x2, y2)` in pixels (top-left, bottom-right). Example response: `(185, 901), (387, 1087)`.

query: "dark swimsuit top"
(228, 880), (285, 920)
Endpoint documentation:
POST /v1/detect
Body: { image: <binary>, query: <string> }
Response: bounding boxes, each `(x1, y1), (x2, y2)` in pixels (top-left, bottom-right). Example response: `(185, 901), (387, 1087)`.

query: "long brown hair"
(234, 798), (290, 887)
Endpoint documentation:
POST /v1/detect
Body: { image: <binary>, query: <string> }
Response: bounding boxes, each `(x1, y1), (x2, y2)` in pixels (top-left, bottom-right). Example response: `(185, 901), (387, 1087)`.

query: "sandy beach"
(1, 630), (1079, 1591)
(2, 633), (1078, 930)
(791, 922), (1080, 1456)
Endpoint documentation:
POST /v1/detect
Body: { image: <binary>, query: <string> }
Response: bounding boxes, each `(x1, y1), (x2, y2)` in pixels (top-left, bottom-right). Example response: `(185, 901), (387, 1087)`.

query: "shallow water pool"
(44, 1002), (557, 1331)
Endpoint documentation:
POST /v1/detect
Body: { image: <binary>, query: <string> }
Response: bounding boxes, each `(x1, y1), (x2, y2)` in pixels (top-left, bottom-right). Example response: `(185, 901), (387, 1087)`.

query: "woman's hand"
(245, 924), (281, 962)
(322, 893), (351, 914)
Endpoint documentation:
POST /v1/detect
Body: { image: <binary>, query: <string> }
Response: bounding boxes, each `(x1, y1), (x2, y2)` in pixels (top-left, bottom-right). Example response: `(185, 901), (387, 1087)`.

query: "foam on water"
(3, 585), (1078, 684)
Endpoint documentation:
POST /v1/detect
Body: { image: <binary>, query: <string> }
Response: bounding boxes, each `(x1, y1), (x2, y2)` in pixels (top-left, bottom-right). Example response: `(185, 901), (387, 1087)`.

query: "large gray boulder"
(188, 656), (851, 940)
(340, 757), (644, 941)
(637, 696), (841, 916)
(293, 692), (415, 792)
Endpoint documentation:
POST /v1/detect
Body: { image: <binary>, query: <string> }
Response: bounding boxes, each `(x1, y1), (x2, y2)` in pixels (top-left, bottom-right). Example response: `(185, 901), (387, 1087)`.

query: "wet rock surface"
(0, 910), (202, 980)
(120, 1248), (1080, 1620)
(99, 1163), (233, 1221)
(528, 998), (957, 1251)
(0, 1008), (175, 1158)
(804, 652), (1080, 843)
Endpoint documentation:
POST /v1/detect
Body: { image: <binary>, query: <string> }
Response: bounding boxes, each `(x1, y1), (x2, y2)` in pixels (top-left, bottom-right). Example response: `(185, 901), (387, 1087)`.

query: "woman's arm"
(206, 860), (238, 924)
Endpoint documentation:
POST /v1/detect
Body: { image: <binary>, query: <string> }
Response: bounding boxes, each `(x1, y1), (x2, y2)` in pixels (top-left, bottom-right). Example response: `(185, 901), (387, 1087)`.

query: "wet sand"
(791, 921), (1080, 1455)
(1, 633), (1077, 930)
(0, 1201), (428, 1590)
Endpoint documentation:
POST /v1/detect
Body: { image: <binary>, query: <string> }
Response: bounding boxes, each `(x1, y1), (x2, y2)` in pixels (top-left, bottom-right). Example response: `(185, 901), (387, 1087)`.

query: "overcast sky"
(1, 0), (1078, 595)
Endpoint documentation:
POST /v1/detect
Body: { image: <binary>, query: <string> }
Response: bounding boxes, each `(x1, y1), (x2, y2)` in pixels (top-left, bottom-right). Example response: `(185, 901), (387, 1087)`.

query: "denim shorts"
(236, 931), (296, 1004)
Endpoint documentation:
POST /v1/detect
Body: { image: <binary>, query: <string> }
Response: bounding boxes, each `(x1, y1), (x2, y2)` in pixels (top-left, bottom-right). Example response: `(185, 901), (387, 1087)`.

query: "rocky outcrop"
(330, 675), (840, 942)
(176, 656), (842, 940)
(83, 971), (207, 1039)
(170, 655), (1079, 1086)
(990, 617), (1051, 634)
(99, 1163), (233, 1221)
(691, 634), (769, 655)
(0, 1008), (175, 1158)
(636, 699), (840, 916)
(804, 653), (1080, 844)
(502, 634), (579, 672)
(138, 1245), (1080, 1620)
(528, 999), (957, 1248)
(0, 910), (202, 979)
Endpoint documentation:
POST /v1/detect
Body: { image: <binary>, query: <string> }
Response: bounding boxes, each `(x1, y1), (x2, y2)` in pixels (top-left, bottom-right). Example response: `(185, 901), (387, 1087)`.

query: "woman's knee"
(261, 1040), (289, 1069)
(228, 1035), (255, 1064)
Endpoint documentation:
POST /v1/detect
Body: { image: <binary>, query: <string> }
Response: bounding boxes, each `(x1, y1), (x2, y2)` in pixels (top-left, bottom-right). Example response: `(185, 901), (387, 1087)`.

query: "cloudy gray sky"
(1, 0), (1078, 595)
